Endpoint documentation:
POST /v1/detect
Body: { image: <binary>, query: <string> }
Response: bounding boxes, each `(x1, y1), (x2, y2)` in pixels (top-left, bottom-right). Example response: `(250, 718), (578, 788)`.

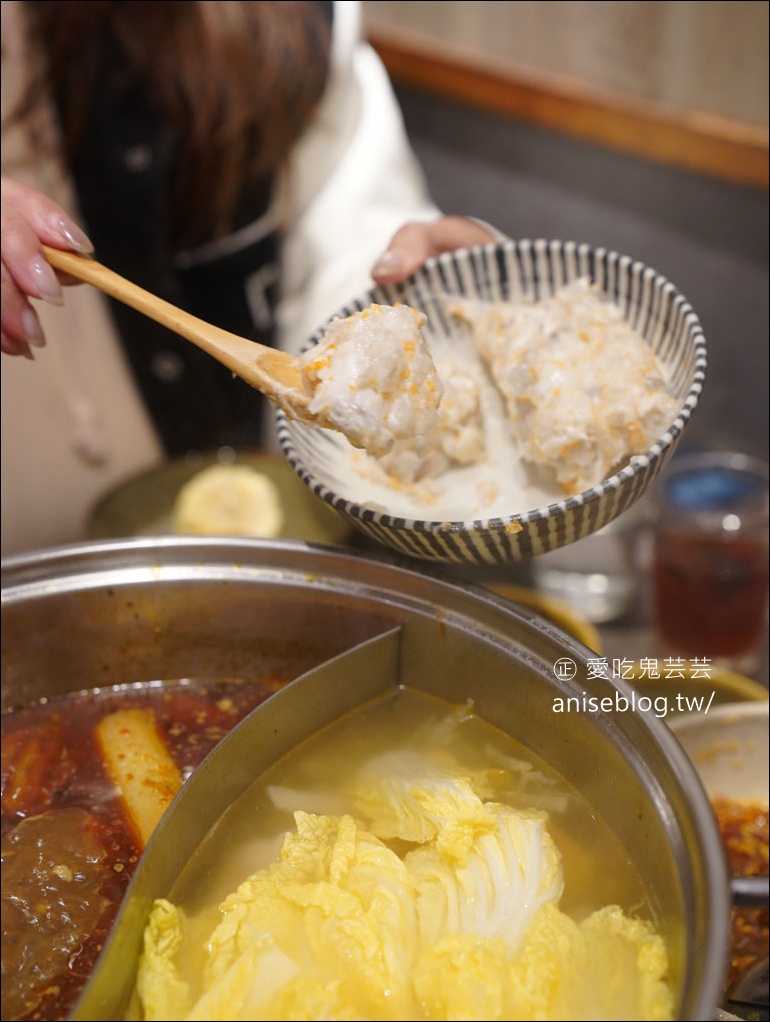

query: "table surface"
(367, 535), (770, 691)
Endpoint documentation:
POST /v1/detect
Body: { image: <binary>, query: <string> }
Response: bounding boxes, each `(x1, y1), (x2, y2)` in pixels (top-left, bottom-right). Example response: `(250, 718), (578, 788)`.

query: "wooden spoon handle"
(41, 245), (307, 404)
(42, 245), (251, 357)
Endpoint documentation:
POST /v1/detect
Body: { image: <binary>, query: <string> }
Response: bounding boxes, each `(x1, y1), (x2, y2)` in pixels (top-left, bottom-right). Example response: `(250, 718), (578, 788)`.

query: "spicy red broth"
(1, 676), (287, 1022)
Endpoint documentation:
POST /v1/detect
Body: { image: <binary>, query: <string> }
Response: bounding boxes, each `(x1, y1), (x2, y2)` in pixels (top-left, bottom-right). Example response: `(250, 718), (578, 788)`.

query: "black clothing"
(58, 1), (333, 457)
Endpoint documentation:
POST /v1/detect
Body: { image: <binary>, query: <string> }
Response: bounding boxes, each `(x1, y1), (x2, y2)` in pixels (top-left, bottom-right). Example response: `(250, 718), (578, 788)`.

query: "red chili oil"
(712, 795), (769, 989)
(1, 676), (287, 1021)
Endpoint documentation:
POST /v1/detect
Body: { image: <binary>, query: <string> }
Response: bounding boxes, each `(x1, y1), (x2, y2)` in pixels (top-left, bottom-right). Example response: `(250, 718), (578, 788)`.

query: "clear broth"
(164, 686), (654, 1002)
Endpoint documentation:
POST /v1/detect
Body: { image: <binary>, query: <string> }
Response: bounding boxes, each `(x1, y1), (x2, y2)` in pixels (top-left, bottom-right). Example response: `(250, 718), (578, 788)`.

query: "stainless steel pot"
(1, 537), (730, 1020)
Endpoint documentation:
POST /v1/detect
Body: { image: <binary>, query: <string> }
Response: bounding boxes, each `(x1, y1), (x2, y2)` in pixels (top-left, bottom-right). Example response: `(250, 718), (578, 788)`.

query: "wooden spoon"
(42, 245), (316, 422)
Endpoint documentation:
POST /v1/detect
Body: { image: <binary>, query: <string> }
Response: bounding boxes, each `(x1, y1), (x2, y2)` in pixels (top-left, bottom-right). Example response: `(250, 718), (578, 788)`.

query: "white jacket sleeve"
(275, 0), (440, 356)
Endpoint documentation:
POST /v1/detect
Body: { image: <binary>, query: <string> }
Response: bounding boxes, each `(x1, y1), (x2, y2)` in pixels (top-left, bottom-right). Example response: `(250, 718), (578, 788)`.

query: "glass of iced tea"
(652, 451), (769, 675)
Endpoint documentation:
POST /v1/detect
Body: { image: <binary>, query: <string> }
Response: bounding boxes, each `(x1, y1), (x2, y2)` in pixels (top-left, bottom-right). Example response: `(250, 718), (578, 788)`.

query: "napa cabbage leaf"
(137, 754), (672, 1021)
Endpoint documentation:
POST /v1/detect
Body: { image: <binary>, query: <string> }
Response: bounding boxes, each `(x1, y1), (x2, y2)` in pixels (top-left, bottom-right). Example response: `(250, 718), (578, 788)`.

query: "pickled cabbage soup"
(136, 687), (674, 1021)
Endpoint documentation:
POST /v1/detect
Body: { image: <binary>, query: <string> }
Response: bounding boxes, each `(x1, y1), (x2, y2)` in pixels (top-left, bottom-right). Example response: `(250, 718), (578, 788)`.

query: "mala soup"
(1, 675), (289, 1022)
(135, 687), (674, 1021)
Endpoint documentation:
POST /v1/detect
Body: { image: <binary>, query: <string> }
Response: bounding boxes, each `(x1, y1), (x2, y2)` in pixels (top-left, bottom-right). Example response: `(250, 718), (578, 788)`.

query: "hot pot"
(1, 537), (730, 1019)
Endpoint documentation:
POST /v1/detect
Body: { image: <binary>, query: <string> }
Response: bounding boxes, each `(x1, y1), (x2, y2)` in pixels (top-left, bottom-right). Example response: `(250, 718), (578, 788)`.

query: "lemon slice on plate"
(173, 464), (284, 538)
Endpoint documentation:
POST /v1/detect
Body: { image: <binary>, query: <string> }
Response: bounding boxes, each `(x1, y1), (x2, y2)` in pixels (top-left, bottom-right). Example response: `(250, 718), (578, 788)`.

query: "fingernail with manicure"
(12, 338), (34, 360)
(372, 250), (407, 278)
(53, 215), (94, 254)
(22, 306), (45, 347)
(31, 254), (64, 305)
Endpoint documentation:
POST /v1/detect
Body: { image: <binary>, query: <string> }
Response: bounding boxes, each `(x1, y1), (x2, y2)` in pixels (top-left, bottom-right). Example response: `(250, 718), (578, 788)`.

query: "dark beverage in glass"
(653, 453), (769, 675)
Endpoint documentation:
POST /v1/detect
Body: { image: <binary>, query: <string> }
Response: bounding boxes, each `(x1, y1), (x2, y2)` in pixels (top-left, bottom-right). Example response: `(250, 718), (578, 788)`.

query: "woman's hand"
(371, 216), (500, 285)
(1, 177), (93, 357)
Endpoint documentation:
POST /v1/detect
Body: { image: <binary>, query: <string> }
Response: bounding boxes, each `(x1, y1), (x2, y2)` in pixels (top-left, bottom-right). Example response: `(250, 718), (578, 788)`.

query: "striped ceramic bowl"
(276, 240), (706, 565)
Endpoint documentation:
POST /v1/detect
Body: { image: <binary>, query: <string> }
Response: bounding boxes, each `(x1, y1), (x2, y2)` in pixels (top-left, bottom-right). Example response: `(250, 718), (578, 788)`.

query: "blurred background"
(362, 1), (769, 679)
(363, 0), (769, 460)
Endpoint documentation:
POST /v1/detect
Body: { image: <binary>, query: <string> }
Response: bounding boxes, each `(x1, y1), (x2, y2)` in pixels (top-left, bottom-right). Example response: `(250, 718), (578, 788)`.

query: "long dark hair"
(16, 1), (331, 246)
